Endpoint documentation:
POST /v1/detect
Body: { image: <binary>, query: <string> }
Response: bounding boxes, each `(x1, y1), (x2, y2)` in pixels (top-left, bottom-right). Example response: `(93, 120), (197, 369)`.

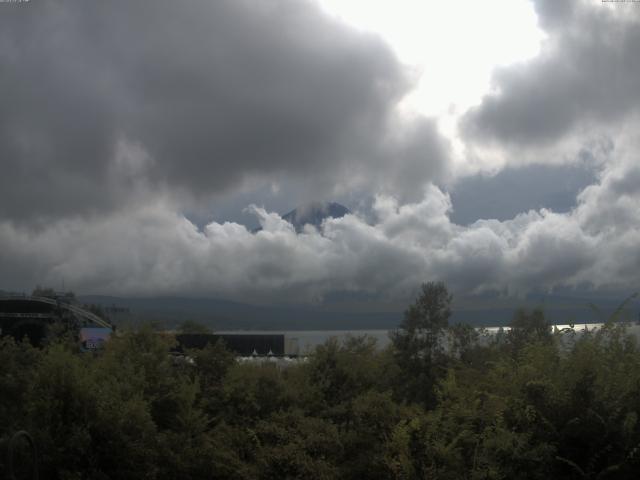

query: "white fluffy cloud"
(2, 141), (639, 301)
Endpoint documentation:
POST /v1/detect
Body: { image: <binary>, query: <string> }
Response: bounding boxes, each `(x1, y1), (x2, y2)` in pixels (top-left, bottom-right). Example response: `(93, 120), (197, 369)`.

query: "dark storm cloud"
(0, 0), (446, 223)
(461, 0), (640, 147)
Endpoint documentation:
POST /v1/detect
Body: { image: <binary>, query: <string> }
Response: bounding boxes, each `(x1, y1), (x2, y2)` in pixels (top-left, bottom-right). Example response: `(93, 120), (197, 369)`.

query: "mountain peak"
(251, 202), (351, 233)
(282, 202), (351, 232)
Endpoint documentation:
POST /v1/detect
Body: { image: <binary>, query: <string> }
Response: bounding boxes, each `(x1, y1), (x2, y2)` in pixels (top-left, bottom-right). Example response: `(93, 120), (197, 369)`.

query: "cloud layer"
(2, 144), (639, 302)
(2, 0), (640, 303)
(462, 0), (640, 153)
(0, 0), (447, 224)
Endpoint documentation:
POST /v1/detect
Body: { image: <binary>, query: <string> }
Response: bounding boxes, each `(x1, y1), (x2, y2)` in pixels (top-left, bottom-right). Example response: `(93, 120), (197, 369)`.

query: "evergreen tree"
(391, 281), (452, 407)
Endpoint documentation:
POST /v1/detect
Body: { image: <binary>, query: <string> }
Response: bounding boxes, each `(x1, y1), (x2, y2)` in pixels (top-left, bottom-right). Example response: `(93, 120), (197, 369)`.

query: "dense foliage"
(2, 284), (640, 479)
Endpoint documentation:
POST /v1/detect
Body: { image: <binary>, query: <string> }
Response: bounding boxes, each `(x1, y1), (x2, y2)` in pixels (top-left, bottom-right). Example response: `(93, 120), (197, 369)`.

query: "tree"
(507, 308), (552, 353)
(192, 339), (236, 416)
(178, 320), (212, 335)
(31, 286), (57, 299)
(391, 281), (452, 407)
(306, 335), (389, 410)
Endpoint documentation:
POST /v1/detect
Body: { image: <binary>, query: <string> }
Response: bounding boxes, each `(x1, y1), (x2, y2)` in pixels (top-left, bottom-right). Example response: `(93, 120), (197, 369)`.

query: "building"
(0, 293), (112, 347)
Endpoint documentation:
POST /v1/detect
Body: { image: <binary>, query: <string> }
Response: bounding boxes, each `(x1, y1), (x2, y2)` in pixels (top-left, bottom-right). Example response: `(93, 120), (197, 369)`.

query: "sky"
(1, 0), (640, 305)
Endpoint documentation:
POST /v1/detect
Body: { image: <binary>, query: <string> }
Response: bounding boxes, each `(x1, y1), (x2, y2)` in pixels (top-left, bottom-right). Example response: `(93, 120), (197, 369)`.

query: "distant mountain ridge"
(75, 291), (634, 331)
(254, 201), (351, 233)
(78, 294), (400, 330)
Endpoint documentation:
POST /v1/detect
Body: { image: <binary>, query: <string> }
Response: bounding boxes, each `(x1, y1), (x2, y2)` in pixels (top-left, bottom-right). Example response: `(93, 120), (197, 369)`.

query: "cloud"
(0, 0), (447, 224)
(3, 0), (639, 304)
(2, 141), (639, 302)
(461, 0), (640, 152)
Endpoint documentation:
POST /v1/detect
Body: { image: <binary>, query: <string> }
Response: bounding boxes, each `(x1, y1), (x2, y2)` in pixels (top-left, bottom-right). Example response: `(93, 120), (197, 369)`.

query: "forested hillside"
(2, 284), (640, 479)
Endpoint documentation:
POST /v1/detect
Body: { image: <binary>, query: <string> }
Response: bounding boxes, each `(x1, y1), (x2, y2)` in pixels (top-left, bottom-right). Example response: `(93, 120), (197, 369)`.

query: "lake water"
(219, 323), (640, 356)
(217, 329), (392, 355)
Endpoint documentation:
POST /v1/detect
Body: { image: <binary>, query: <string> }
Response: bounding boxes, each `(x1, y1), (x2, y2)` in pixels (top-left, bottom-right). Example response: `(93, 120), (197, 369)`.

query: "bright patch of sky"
(317, 0), (546, 178)
(317, 0), (545, 119)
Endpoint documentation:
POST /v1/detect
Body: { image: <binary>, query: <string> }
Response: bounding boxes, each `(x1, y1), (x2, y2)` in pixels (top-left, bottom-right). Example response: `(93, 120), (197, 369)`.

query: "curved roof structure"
(0, 294), (112, 329)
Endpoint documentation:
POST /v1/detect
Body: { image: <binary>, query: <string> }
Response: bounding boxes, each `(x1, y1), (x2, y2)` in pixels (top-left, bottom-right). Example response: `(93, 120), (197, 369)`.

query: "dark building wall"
(176, 334), (285, 356)
(0, 299), (55, 314)
(0, 299), (58, 345)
